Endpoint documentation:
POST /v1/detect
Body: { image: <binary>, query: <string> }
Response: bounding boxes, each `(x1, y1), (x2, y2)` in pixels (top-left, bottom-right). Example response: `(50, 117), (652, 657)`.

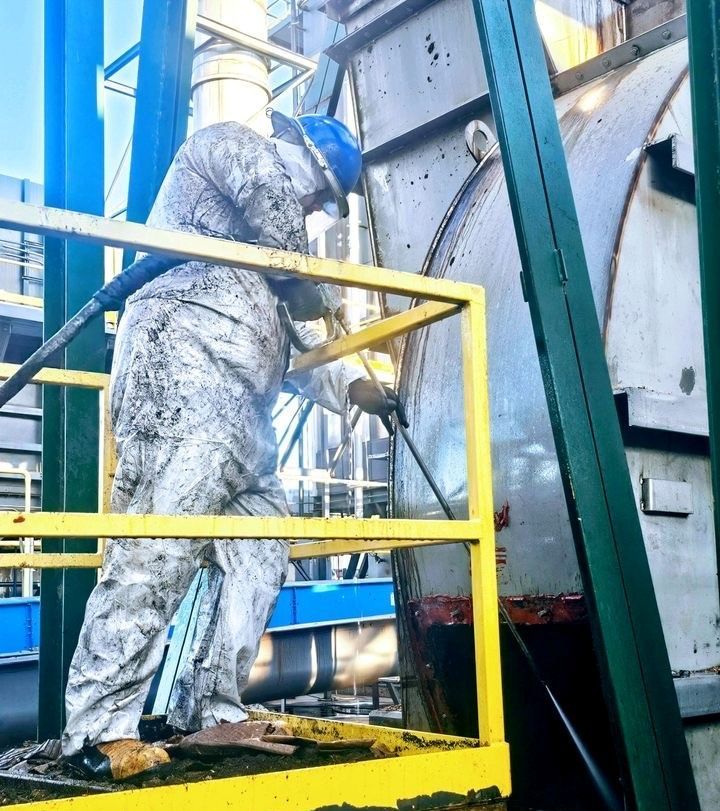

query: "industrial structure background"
(0, 0), (718, 809)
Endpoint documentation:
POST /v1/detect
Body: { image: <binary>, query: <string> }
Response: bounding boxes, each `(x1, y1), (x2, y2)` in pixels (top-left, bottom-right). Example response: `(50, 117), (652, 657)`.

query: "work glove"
(348, 379), (409, 435)
(267, 277), (327, 322)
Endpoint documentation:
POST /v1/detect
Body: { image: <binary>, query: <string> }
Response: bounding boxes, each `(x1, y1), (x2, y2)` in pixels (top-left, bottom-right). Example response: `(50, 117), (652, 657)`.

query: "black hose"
(0, 254), (181, 408)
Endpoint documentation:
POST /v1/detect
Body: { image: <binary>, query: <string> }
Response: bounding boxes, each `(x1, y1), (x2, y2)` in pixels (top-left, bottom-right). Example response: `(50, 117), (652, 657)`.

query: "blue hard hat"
(270, 111), (362, 218)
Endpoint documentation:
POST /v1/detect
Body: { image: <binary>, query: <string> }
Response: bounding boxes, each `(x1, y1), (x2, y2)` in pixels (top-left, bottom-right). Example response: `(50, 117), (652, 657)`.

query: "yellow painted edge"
(101, 390), (116, 514)
(0, 512), (483, 541)
(461, 300), (505, 745)
(17, 744), (511, 811)
(291, 301), (459, 372)
(0, 554), (103, 568)
(290, 536), (467, 559)
(3, 539), (469, 568)
(0, 363), (109, 390)
(0, 290), (42, 308)
(0, 200), (486, 304)
(248, 710), (480, 752)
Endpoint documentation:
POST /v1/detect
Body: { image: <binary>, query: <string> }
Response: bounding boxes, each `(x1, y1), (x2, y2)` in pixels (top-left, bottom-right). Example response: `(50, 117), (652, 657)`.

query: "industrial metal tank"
(325, 1), (717, 806)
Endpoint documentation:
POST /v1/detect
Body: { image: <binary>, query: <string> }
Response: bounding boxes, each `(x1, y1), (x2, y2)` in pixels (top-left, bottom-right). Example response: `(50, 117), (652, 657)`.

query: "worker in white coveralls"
(61, 112), (407, 780)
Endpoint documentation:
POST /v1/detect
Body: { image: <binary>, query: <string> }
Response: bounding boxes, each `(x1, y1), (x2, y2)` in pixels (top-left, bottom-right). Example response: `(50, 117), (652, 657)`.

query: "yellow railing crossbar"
(1, 535), (472, 568)
(291, 301), (460, 372)
(0, 362), (109, 390)
(0, 200), (484, 305)
(0, 512), (483, 541)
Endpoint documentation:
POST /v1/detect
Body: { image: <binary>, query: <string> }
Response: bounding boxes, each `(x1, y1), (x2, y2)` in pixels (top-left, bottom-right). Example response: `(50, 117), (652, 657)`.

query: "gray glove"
(348, 379), (409, 434)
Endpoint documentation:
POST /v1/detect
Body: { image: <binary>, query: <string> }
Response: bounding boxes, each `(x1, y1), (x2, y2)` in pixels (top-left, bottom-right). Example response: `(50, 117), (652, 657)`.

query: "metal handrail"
(0, 204), (503, 751)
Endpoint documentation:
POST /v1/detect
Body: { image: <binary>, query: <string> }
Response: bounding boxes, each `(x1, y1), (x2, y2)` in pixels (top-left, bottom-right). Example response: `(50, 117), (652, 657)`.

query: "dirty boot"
(71, 739), (170, 780)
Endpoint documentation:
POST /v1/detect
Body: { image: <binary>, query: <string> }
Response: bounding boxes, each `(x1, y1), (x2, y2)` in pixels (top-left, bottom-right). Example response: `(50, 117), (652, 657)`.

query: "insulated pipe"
(193, 0), (271, 134)
(242, 619), (398, 703)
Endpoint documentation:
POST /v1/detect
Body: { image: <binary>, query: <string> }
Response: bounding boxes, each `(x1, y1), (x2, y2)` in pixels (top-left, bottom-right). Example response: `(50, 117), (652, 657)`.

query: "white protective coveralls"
(62, 121), (361, 755)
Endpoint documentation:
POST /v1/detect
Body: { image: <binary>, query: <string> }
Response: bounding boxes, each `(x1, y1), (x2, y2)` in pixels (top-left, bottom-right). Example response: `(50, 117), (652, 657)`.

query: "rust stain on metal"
(500, 593), (586, 625)
(12, 515), (25, 523)
(410, 595), (473, 630)
(410, 593), (586, 628)
(406, 596), (478, 736)
(493, 501), (510, 532)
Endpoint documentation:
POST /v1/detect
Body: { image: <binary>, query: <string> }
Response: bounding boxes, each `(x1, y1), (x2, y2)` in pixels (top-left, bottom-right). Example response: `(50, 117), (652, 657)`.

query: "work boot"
(70, 739), (170, 781)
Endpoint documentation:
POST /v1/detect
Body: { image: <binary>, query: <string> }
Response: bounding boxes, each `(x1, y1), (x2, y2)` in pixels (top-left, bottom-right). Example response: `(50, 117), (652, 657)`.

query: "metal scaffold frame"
(41, 0), (105, 741)
(0, 201), (510, 810)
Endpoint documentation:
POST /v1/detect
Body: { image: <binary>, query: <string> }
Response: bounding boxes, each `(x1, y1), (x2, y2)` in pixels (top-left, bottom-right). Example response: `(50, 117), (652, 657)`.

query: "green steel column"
(40, 0), (105, 738)
(470, 2), (699, 808)
(122, 0), (196, 267)
(686, 1), (720, 610)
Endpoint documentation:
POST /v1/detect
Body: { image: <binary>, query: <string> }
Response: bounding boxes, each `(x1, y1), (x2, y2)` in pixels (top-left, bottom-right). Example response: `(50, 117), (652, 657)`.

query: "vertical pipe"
(122, 0), (197, 268)
(686, 0), (720, 617)
(40, 0), (105, 739)
(193, 0), (271, 133)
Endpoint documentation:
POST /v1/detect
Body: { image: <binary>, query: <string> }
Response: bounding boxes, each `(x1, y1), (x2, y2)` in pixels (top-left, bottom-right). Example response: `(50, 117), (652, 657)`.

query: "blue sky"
(0, 1), (143, 190)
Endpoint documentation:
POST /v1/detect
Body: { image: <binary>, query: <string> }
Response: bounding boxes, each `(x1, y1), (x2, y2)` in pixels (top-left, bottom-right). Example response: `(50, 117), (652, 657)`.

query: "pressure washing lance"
(0, 249), (332, 410)
(332, 311), (624, 811)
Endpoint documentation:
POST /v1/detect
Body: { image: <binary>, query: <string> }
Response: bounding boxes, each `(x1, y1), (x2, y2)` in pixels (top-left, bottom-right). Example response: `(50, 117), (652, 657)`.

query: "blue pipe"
(0, 579), (395, 653)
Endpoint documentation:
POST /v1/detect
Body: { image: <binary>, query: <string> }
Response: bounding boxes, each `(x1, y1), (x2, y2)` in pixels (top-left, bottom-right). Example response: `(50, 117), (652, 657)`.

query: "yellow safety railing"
(0, 207), (509, 809)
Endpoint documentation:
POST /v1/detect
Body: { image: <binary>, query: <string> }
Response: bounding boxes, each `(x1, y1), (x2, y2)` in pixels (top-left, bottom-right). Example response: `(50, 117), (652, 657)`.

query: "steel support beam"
(298, 20), (346, 116)
(123, 0), (197, 267)
(197, 14), (317, 72)
(41, 0), (105, 739)
(687, 0), (720, 619)
(471, 1), (699, 808)
(104, 42), (140, 80)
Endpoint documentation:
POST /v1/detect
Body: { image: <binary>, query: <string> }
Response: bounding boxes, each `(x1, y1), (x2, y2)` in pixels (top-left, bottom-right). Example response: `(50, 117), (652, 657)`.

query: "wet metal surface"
(393, 40), (691, 603)
(405, 596), (476, 736)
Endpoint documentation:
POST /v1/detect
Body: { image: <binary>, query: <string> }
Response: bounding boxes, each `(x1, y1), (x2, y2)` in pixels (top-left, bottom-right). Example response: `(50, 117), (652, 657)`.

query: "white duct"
(193, 0), (271, 134)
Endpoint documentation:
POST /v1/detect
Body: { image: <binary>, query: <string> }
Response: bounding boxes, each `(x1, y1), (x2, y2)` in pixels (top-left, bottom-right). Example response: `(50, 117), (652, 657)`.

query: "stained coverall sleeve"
(205, 132), (309, 252)
(285, 320), (365, 415)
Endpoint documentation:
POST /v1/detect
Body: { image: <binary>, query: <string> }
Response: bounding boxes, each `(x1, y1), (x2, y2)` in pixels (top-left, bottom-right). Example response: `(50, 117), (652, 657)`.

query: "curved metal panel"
(393, 40), (690, 603)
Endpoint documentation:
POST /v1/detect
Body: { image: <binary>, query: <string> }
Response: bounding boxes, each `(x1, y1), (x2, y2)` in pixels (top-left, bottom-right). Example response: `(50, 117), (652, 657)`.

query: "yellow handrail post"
(461, 295), (505, 747)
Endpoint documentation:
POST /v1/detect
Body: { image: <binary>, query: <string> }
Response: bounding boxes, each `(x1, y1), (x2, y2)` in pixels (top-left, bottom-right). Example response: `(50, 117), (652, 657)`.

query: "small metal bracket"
(640, 477), (693, 516)
(465, 120), (497, 163)
(646, 133), (696, 204)
(646, 133), (695, 178)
